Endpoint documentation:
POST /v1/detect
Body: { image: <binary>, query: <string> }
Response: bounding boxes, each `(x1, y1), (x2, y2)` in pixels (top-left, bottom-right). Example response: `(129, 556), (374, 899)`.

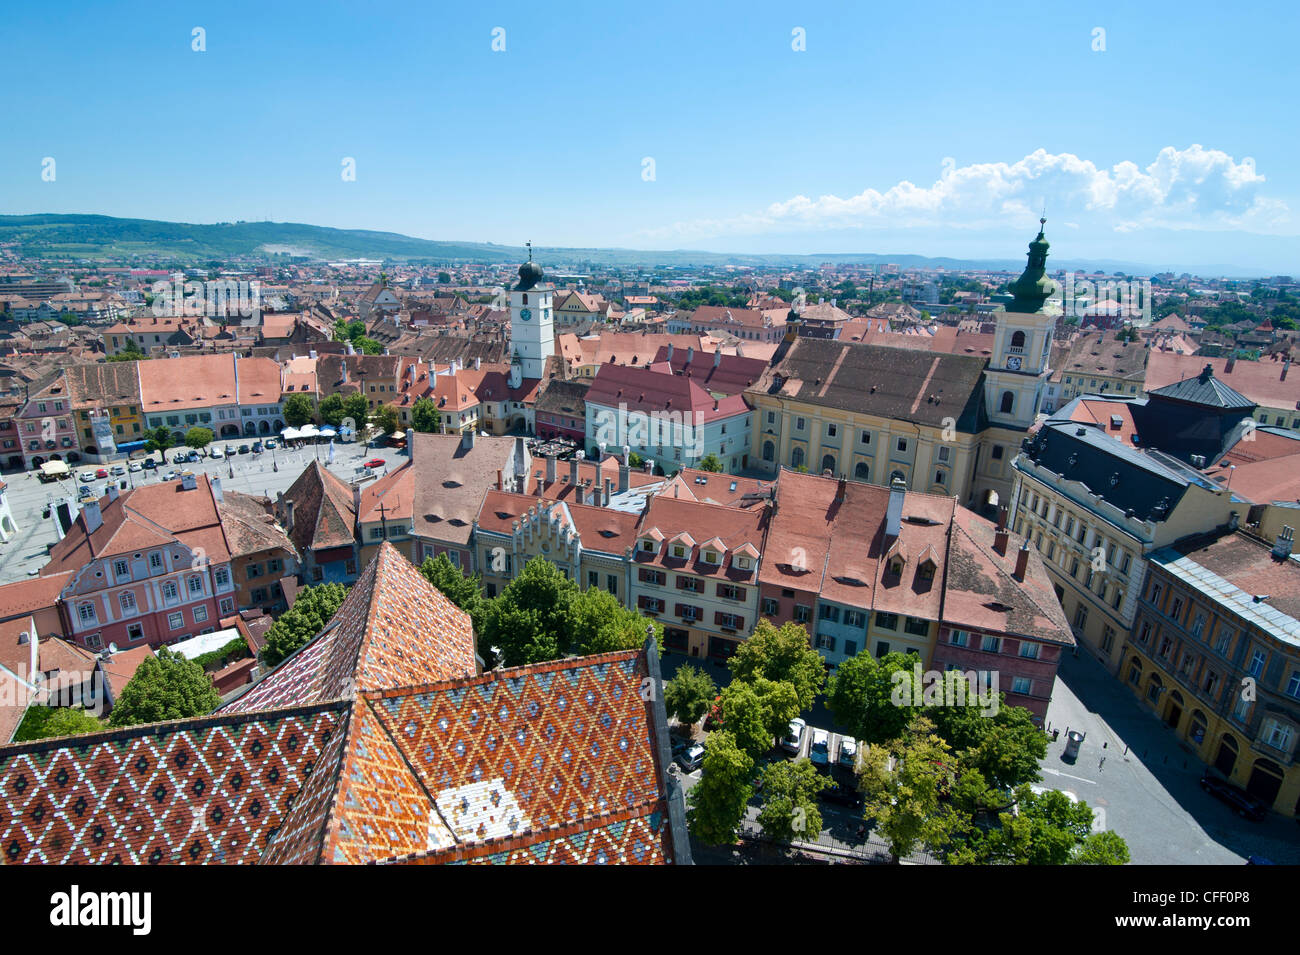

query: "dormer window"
(640, 539), (656, 553)
(703, 550), (719, 564)
(890, 558), (904, 576)
(672, 545), (686, 559)
(919, 560), (936, 581)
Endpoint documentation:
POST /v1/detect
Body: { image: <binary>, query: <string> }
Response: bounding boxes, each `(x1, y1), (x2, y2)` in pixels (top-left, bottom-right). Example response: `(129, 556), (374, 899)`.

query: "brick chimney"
(1014, 539), (1030, 579)
(835, 476), (847, 502)
(604, 478), (613, 506)
(405, 428), (414, 460)
(1283, 359), (1291, 382)
(570, 450), (583, 487)
(496, 468), (504, 491)
(82, 499), (103, 535)
(545, 453), (557, 486)
(1272, 525), (1294, 560)
(1224, 355), (1235, 374)
(996, 505), (1008, 532)
(994, 527), (1009, 555)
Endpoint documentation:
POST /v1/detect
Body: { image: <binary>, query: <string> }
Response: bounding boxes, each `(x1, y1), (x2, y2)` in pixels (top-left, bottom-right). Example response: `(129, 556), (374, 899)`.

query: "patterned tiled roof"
(0, 544), (687, 865)
(0, 703), (343, 864)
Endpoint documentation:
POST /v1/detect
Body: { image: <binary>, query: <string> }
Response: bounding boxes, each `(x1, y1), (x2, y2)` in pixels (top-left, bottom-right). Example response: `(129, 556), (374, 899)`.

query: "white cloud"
(645, 146), (1291, 242)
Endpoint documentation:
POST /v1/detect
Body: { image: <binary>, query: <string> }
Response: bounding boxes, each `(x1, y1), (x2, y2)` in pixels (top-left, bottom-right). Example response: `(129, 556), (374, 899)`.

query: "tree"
(663, 664), (715, 726)
(1072, 830), (1131, 865)
(108, 647), (221, 727)
(480, 557), (576, 667)
(107, 340), (147, 362)
(925, 695), (1046, 790)
(144, 425), (175, 453)
(827, 650), (920, 746)
(343, 393), (370, 428)
(686, 730), (754, 846)
(283, 393), (316, 427)
(373, 405), (399, 439)
(857, 716), (969, 863)
(260, 582), (349, 667)
(628, 451), (644, 468)
(184, 427), (213, 450)
(419, 553), (485, 631)
(570, 585), (662, 656)
(318, 393), (347, 427)
(13, 705), (104, 742)
(951, 785), (1098, 866)
(718, 681), (776, 760)
(438, 271), (451, 283)
(698, 453), (724, 473)
(758, 758), (831, 844)
(410, 396), (441, 434)
(728, 619), (825, 713)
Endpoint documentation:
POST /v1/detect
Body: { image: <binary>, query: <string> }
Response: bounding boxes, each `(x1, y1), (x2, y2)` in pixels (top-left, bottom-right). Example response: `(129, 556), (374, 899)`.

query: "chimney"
(285, 497), (295, 531)
(211, 476), (223, 503)
(82, 499), (103, 535)
(835, 476), (847, 502)
(885, 477), (905, 539)
(571, 450), (583, 487)
(619, 451), (630, 492)
(180, 471), (197, 491)
(667, 342), (674, 362)
(1284, 359), (1291, 382)
(497, 469), (504, 491)
(644, 458), (655, 474)
(687, 346), (694, 364)
(106, 484), (119, 504)
(604, 478), (613, 506)
(462, 428), (475, 451)
(353, 482), (362, 520)
(1224, 356), (1235, 374)
(475, 356), (481, 371)
(713, 348), (722, 368)
(996, 505), (1008, 532)
(994, 527), (1009, 555)
(1014, 540), (1030, 579)
(1272, 525), (1295, 560)
(545, 453), (557, 486)
(405, 427), (414, 460)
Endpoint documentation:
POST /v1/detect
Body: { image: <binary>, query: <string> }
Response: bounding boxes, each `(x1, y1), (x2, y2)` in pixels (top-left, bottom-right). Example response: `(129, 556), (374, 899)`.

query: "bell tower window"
(1000, 391), (1015, 415)
(1009, 330), (1025, 353)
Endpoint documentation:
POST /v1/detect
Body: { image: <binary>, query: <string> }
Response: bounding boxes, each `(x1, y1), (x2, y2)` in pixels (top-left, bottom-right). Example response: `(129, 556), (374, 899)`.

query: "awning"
(390, 431), (406, 440)
(318, 426), (337, 437)
(280, 427), (302, 440)
(40, 461), (70, 476)
(298, 425), (320, 438)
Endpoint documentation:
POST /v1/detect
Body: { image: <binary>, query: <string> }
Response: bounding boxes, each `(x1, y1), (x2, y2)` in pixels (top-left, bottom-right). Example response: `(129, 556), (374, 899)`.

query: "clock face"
(1006, 355), (1022, 371)
(519, 307), (532, 322)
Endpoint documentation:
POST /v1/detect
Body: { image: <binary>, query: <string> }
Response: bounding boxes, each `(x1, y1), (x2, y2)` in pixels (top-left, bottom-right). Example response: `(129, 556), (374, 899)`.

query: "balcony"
(1250, 735), (1297, 767)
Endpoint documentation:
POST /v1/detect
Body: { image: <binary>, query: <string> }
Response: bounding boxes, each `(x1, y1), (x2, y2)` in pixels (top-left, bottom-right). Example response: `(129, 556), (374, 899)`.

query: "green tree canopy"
(13, 705), (105, 742)
(1072, 829), (1131, 865)
(282, 393), (316, 427)
(343, 393), (369, 428)
(697, 453), (724, 473)
(951, 785), (1098, 866)
(663, 664), (716, 726)
(925, 695), (1046, 790)
(686, 730), (754, 846)
(410, 396), (441, 434)
(827, 650), (920, 746)
(857, 715), (968, 863)
(373, 405), (400, 439)
(184, 426), (213, 450)
(318, 393), (347, 427)
(480, 557), (577, 667)
(260, 582), (349, 667)
(108, 647), (222, 727)
(144, 424), (175, 453)
(758, 757), (831, 844)
(570, 585), (662, 656)
(419, 553), (486, 632)
(728, 619), (825, 713)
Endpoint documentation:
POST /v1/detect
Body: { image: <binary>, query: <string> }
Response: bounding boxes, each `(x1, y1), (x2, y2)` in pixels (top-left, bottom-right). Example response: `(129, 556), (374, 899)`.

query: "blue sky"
(2, 0), (1298, 271)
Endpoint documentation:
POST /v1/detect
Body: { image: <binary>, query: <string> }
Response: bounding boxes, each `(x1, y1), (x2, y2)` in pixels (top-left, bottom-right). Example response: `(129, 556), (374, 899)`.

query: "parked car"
(809, 728), (831, 769)
(209, 446), (224, 459)
(142, 458), (157, 470)
(364, 457), (386, 470)
(94, 468), (108, 479)
(676, 742), (705, 774)
(186, 450), (201, 463)
(224, 445), (234, 457)
(238, 444), (251, 455)
(128, 461), (142, 473)
(781, 717), (807, 756)
(77, 484), (92, 497)
(161, 470), (180, 482)
(78, 470), (96, 482)
(264, 438), (277, 449)
(251, 440), (263, 453)
(172, 453), (189, 465)
(1200, 775), (1267, 821)
(837, 737), (858, 771)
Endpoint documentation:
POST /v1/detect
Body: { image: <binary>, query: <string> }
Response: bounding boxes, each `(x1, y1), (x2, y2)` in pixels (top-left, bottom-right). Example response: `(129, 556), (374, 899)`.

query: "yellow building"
(1122, 530), (1300, 817)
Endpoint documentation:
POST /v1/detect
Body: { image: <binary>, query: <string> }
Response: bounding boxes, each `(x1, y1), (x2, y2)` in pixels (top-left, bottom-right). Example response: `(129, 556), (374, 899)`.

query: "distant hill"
(0, 213), (1247, 276)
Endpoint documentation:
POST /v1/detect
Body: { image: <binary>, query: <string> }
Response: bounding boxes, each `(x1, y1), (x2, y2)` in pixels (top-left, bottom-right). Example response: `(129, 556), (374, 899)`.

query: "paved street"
(0, 441), (408, 584)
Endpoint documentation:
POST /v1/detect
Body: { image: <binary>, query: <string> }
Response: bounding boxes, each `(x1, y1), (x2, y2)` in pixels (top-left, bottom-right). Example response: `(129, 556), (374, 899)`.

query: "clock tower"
(509, 242), (554, 381)
(985, 220), (1058, 429)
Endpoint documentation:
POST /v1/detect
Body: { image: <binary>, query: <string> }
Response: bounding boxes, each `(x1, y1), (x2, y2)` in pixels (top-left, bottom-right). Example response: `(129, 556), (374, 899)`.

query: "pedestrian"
(1099, 756), (1106, 771)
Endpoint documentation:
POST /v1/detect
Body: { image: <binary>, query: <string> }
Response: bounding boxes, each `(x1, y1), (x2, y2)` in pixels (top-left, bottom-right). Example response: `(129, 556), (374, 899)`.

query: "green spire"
(1005, 218), (1057, 313)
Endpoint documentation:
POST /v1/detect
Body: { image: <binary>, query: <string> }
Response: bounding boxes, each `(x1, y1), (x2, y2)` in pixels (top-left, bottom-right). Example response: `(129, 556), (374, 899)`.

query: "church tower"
(509, 242), (554, 380)
(985, 220), (1058, 428)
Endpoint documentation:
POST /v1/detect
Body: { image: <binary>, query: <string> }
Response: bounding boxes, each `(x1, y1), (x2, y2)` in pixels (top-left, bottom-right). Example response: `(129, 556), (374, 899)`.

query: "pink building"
(41, 474), (239, 651)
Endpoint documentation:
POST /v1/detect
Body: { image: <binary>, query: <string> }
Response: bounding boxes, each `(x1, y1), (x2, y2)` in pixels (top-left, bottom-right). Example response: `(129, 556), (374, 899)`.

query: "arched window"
(821, 454), (836, 475)
(1000, 391), (1015, 414)
(854, 462), (869, 481)
(791, 446), (804, 469)
(889, 469), (905, 485)
(762, 440), (775, 462)
(1010, 330), (1026, 350)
